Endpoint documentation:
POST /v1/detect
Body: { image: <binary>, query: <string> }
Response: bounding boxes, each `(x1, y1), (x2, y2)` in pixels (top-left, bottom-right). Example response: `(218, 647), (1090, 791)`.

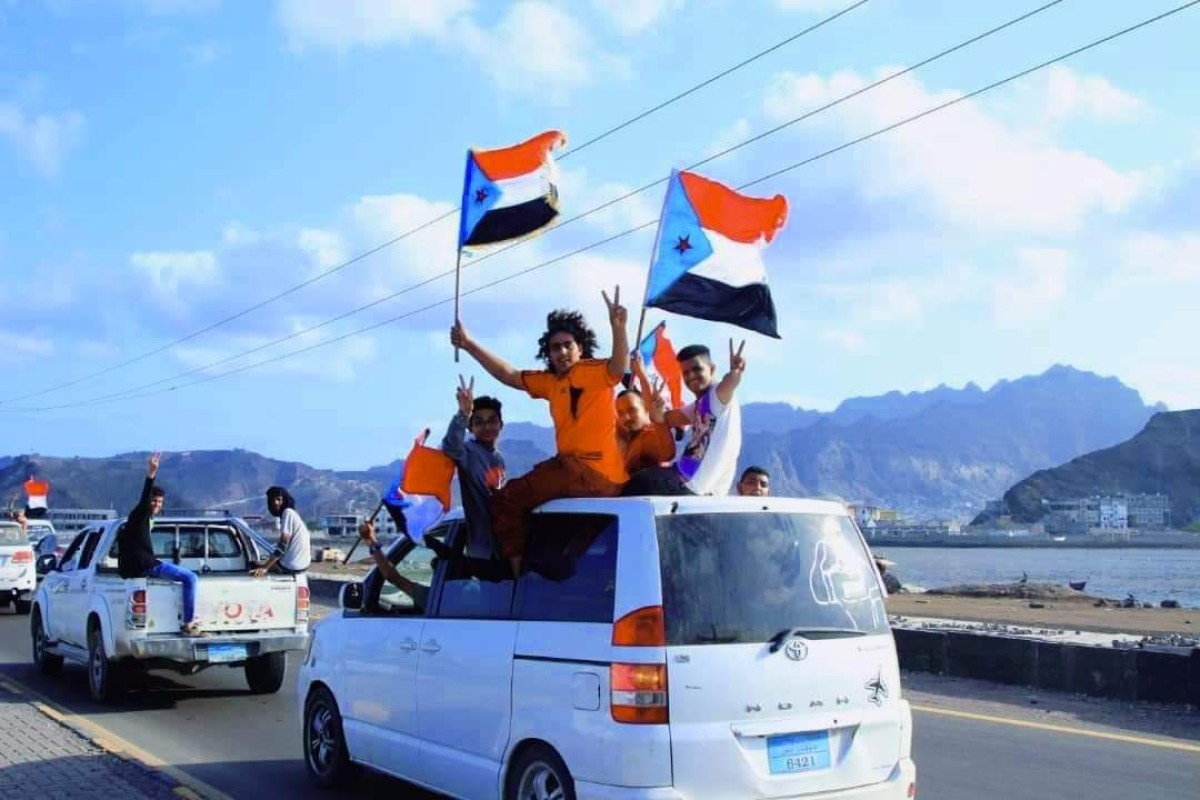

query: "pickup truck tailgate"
(147, 575), (300, 632)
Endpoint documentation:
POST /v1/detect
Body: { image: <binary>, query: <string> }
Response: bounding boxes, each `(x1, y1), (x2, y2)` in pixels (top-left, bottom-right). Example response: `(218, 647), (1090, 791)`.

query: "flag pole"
(638, 169), (675, 350)
(342, 498), (386, 566)
(453, 246), (463, 363)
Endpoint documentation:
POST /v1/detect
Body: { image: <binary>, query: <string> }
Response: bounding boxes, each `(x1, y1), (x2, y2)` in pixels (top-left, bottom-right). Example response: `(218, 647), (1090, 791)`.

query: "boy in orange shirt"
(450, 287), (630, 577)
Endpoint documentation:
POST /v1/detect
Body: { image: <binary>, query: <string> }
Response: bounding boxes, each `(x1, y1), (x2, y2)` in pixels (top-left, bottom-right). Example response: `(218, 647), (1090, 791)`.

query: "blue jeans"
(147, 561), (198, 625)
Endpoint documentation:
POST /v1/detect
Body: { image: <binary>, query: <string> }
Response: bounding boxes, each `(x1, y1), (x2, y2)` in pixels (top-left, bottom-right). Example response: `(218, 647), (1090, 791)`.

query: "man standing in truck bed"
(118, 452), (203, 636)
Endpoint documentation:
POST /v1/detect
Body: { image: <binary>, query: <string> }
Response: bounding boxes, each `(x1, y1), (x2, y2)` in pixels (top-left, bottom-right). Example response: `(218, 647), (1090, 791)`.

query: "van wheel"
(87, 624), (125, 703)
(245, 652), (287, 694)
(304, 686), (355, 788)
(14, 598), (32, 615)
(31, 610), (63, 676)
(506, 744), (576, 800)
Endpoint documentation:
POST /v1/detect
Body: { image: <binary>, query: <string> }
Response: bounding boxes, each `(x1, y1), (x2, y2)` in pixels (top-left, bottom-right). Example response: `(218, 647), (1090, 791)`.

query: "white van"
(298, 496), (915, 799)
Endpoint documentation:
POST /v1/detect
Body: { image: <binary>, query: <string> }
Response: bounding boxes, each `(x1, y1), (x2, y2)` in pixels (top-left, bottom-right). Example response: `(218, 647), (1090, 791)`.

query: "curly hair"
(535, 309), (598, 367)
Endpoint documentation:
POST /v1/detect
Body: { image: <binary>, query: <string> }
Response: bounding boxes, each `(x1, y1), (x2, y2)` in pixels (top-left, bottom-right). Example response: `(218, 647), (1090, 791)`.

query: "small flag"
(637, 321), (684, 410)
(459, 130), (566, 250)
(24, 477), (49, 511)
(400, 429), (456, 512)
(645, 169), (788, 338)
(381, 476), (444, 546)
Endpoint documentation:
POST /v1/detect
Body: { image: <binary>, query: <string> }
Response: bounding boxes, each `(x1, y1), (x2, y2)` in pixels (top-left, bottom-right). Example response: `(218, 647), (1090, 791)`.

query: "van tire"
(505, 744), (576, 800)
(87, 623), (125, 703)
(31, 610), (63, 676)
(245, 652), (286, 694)
(303, 685), (356, 788)
(14, 598), (32, 615)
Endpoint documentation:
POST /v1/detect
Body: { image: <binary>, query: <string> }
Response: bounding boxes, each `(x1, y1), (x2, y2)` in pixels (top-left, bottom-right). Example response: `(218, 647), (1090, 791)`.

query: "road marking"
(913, 704), (1200, 754)
(0, 676), (234, 800)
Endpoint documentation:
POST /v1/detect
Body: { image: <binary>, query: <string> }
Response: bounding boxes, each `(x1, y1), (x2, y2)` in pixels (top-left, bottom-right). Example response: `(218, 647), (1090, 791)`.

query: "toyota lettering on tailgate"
(207, 600), (277, 624)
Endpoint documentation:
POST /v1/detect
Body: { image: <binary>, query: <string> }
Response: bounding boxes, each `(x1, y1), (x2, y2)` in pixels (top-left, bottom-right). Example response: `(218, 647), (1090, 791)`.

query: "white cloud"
(277, 0), (623, 102)
(0, 103), (84, 176)
(130, 251), (221, 306)
(819, 328), (865, 351)
(173, 325), (378, 383)
(1118, 232), (1200, 284)
(297, 228), (347, 271)
(0, 331), (54, 364)
(221, 222), (260, 246)
(775, 0), (847, 12)
(277, 0), (472, 51)
(592, 0), (683, 34)
(992, 247), (1071, 325)
(762, 68), (1145, 235)
(558, 167), (661, 235)
(1037, 65), (1143, 123)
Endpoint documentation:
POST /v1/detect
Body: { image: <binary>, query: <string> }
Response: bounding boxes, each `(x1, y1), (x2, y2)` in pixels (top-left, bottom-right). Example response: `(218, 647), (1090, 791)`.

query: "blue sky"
(1, 0), (1198, 469)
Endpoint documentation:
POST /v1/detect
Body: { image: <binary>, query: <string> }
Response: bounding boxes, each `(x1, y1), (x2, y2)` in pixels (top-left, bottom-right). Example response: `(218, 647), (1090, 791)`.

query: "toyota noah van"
(299, 496), (916, 799)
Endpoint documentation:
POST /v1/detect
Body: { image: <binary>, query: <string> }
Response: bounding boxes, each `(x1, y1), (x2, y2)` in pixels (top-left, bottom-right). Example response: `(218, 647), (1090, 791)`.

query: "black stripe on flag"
(464, 197), (559, 247)
(648, 273), (780, 339)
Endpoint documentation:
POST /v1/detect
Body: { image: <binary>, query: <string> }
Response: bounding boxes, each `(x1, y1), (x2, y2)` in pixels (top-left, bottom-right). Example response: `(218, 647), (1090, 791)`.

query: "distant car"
(24, 519), (57, 545)
(299, 496), (916, 799)
(0, 521), (35, 614)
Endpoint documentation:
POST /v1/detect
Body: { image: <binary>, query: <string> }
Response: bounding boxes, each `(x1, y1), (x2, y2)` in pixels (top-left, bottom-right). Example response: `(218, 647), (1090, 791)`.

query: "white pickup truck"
(31, 514), (310, 702)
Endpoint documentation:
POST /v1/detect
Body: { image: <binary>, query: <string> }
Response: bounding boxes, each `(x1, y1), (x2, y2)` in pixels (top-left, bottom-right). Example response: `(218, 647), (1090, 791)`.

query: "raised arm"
(602, 286), (630, 381)
(632, 355), (667, 425)
(715, 338), (746, 406)
(133, 452), (160, 514)
(441, 375), (474, 461)
(451, 323), (523, 390)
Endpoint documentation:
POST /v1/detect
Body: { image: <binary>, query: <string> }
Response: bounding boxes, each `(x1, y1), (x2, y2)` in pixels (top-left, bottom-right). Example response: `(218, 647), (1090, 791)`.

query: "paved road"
(0, 609), (1195, 799)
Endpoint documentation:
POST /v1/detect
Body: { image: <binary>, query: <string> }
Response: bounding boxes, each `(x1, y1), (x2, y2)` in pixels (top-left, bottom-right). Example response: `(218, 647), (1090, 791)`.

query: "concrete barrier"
(894, 627), (1197, 706)
(309, 575), (354, 604)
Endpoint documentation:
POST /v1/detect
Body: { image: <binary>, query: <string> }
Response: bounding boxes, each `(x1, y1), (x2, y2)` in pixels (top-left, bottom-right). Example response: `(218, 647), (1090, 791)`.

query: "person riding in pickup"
(253, 486), (312, 577)
(118, 452), (204, 636)
(451, 288), (630, 578)
(618, 352), (676, 479)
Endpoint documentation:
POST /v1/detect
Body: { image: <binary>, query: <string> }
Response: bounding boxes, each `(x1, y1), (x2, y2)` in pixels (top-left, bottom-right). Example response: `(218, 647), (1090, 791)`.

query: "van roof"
(437, 495), (850, 522)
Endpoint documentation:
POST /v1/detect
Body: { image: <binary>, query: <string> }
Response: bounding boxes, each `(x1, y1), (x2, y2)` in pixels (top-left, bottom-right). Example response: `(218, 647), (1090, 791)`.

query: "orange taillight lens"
(611, 663), (668, 724)
(612, 605), (666, 647)
(296, 585), (310, 622)
(12, 550), (32, 563)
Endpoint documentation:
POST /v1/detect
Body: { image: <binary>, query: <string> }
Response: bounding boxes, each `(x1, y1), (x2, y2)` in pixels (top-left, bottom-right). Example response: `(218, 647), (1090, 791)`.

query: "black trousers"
(620, 466), (696, 497)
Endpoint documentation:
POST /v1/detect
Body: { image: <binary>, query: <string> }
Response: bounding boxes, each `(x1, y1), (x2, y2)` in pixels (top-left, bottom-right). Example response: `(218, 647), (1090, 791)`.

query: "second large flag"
(644, 169), (788, 338)
(458, 130), (567, 249)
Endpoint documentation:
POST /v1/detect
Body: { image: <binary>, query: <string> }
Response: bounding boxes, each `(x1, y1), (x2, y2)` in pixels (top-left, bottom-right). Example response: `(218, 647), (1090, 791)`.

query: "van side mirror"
(36, 554), (57, 575)
(340, 582), (363, 611)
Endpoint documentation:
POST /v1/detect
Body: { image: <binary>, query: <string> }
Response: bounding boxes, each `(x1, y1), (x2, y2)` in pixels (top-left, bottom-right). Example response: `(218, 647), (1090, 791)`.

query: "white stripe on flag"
(492, 159), (558, 210)
(689, 226), (768, 288)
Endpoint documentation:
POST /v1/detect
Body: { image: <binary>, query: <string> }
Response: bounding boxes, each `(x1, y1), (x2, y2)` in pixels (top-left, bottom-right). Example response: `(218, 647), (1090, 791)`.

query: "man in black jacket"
(118, 452), (203, 636)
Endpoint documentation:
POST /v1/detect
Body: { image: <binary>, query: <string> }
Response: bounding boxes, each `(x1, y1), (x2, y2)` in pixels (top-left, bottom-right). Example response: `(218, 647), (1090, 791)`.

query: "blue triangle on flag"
(459, 153), (503, 247)
(646, 171), (713, 302)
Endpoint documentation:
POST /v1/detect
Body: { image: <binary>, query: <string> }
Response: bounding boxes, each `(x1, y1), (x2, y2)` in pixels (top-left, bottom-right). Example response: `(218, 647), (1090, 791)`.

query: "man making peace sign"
(451, 287), (630, 577)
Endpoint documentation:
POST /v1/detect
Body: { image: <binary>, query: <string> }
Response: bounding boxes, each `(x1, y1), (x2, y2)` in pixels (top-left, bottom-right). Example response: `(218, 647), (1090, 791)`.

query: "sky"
(0, 0), (1198, 470)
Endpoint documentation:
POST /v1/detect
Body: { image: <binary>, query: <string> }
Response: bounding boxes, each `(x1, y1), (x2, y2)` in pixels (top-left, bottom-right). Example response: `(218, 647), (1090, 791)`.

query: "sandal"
(181, 623), (207, 637)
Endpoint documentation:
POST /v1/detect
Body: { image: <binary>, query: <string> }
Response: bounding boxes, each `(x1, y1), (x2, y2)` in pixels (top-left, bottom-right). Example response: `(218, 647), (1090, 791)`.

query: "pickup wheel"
(31, 610), (63, 676)
(14, 598), (32, 615)
(87, 624), (125, 703)
(505, 743), (577, 800)
(303, 685), (356, 788)
(244, 652), (286, 694)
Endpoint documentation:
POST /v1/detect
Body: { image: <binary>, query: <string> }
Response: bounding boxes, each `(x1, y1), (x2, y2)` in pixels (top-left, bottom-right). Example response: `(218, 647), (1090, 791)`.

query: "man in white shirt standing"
(252, 486), (312, 576)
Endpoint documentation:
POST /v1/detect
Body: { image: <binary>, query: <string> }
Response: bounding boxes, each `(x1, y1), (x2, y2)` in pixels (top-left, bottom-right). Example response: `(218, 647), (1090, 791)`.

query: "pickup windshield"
(0, 524), (23, 546)
(656, 512), (889, 646)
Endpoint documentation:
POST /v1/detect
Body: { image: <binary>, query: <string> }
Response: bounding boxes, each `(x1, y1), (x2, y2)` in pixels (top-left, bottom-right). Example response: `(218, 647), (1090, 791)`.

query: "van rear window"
(0, 524), (23, 546)
(656, 512), (889, 646)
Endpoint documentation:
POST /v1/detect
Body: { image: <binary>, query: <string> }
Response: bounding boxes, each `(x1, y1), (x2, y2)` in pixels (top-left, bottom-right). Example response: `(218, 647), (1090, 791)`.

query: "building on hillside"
(46, 508), (118, 535)
(1096, 498), (1128, 530)
(323, 510), (403, 539)
(848, 504), (901, 529)
(1043, 492), (1171, 533)
(1125, 493), (1170, 529)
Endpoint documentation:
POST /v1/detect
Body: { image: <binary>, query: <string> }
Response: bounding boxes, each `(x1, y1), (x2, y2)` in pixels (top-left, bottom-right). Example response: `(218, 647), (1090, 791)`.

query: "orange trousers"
(489, 454), (622, 559)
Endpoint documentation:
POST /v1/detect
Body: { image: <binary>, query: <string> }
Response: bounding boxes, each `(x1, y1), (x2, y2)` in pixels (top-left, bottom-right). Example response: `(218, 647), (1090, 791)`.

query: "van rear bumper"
(129, 631), (309, 662)
(576, 759), (916, 800)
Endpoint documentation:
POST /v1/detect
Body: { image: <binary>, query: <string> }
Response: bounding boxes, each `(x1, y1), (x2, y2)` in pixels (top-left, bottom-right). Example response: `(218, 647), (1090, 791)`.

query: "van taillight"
(611, 663), (668, 724)
(127, 589), (147, 629)
(612, 605), (665, 646)
(12, 550), (32, 564)
(296, 585), (310, 623)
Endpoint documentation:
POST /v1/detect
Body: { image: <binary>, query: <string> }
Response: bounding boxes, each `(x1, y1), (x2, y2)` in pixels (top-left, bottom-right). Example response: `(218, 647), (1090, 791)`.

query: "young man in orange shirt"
(618, 353), (676, 478)
(450, 287), (630, 577)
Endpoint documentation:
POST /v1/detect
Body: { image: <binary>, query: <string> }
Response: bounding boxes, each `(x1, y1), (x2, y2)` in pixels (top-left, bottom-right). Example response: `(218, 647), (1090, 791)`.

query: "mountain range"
(0, 365), (1172, 523)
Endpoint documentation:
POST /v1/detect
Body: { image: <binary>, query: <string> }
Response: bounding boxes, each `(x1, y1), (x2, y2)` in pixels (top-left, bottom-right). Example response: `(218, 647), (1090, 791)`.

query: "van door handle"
(421, 639), (441, 654)
(398, 637), (418, 652)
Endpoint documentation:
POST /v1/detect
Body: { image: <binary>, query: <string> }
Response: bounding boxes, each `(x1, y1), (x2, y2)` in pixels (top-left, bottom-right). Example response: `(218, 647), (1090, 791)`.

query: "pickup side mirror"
(340, 582), (363, 611)
(35, 554), (57, 575)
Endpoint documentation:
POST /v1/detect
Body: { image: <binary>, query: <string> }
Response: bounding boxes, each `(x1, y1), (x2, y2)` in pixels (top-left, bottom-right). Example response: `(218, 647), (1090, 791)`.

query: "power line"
(1, 0), (874, 407)
(11, 0), (1185, 413)
(5, 0), (1067, 413)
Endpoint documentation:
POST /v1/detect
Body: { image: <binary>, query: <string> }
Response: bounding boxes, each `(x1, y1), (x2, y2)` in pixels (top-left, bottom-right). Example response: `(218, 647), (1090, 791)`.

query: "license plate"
(767, 731), (831, 775)
(206, 643), (248, 663)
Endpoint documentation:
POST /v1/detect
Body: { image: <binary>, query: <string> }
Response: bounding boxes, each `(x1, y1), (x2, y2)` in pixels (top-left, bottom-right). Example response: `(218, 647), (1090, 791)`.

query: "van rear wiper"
(768, 627), (866, 652)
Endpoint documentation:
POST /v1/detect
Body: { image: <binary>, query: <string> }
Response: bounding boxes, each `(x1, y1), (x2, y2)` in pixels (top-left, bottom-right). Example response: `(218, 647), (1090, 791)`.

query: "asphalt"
(0, 605), (1195, 800)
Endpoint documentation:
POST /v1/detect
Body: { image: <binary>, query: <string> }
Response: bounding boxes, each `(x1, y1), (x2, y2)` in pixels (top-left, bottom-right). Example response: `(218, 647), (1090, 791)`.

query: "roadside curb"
(894, 627), (1200, 706)
(0, 676), (234, 800)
